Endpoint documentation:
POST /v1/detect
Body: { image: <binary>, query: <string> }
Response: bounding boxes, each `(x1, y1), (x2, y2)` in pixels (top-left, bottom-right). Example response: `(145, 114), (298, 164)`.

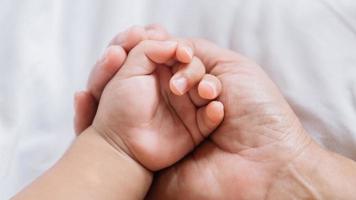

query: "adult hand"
(74, 26), (356, 199)
(146, 38), (356, 199)
(90, 38), (225, 171)
(141, 38), (312, 199)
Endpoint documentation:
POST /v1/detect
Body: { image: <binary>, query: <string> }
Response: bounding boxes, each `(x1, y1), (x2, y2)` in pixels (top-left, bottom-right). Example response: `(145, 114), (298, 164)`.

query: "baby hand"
(91, 40), (224, 171)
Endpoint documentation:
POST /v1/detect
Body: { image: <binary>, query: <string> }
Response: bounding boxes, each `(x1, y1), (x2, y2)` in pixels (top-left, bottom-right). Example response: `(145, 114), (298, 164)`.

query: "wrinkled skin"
(145, 39), (312, 199)
(74, 25), (315, 199)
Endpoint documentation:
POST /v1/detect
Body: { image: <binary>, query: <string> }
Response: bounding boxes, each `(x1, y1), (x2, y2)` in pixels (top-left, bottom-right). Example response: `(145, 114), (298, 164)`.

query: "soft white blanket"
(1, 0), (355, 198)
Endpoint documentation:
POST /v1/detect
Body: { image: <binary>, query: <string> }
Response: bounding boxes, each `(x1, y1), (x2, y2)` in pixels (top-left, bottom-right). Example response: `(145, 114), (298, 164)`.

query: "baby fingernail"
(172, 76), (188, 95)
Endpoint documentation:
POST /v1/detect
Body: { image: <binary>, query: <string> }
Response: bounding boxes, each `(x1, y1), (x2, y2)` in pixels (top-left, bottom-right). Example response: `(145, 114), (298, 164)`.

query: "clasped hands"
(71, 25), (352, 200)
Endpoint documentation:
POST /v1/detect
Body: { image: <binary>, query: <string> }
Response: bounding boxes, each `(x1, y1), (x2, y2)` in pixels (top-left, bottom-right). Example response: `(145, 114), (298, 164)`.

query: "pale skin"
(13, 27), (225, 199)
(14, 25), (356, 199)
(74, 25), (356, 199)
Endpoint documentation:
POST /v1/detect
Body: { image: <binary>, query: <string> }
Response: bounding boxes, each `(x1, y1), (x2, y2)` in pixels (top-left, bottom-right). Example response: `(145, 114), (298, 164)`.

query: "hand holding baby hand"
(91, 39), (224, 171)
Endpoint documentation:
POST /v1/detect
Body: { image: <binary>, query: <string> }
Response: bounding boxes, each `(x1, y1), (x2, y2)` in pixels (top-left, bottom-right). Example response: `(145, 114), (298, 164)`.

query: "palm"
(94, 66), (203, 170)
(147, 58), (311, 199)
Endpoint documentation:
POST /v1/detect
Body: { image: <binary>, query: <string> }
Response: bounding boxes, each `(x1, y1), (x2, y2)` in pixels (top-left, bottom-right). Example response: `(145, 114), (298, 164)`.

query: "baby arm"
(14, 40), (223, 199)
(13, 128), (151, 200)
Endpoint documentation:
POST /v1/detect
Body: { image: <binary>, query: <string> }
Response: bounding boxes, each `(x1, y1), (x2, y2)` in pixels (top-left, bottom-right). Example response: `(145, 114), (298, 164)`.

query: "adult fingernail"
(172, 76), (188, 95)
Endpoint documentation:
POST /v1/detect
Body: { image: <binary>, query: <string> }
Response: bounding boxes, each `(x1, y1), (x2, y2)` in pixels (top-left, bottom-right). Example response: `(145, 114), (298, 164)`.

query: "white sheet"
(1, 0), (355, 198)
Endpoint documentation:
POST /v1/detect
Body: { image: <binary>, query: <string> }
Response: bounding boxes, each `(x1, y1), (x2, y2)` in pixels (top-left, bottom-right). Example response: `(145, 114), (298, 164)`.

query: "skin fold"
(92, 39), (224, 171)
(13, 28), (224, 200)
(74, 25), (356, 199)
(146, 39), (313, 199)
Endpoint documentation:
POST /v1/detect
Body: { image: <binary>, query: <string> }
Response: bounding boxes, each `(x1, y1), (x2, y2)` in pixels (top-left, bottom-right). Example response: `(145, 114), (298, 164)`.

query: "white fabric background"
(1, 0), (355, 198)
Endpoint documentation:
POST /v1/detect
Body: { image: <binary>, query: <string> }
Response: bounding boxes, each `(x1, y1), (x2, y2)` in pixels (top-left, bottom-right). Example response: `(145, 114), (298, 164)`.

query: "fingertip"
(145, 24), (169, 40)
(198, 80), (217, 99)
(169, 76), (188, 96)
(104, 45), (126, 71)
(196, 100), (224, 137)
(129, 25), (148, 41)
(206, 101), (224, 124)
(169, 57), (206, 97)
(176, 44), (193, 63)
(111, 25), (147, 50)
(88, 45), (126, 99)
(144, 40), (178, 63)
(198, 74), (222, 99)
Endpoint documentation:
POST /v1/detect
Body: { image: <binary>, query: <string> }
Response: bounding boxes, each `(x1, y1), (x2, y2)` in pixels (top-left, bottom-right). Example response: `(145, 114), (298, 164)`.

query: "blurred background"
(1, 0), (356, 198)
